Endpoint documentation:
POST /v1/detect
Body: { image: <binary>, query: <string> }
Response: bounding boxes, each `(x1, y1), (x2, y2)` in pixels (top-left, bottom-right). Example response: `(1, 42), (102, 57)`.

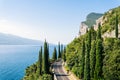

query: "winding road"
(53, 61), (69, 80)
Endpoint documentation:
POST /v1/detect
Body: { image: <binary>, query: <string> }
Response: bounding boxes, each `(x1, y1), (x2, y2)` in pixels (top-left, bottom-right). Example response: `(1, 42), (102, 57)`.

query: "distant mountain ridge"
(0, 33), (43, 45)
(83, 12), (103, 28)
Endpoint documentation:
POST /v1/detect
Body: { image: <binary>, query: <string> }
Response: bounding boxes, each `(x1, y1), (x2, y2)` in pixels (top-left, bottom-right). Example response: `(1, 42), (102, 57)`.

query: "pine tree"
(58, 42), (61, 58)
(94, 39), (103, 79)
(52, 47), (57, 60)
(80, 40), (85, 79)
(43, 40), (49, 74)
(90, 40), (96, 79)
(115, 14), (119, 38)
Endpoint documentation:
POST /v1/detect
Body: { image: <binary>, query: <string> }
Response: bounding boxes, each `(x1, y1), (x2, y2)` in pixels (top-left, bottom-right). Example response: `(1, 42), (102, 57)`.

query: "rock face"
(79, 22), (88, 36)
(78, 13), (103, 36)
(102, 25), (120, 38)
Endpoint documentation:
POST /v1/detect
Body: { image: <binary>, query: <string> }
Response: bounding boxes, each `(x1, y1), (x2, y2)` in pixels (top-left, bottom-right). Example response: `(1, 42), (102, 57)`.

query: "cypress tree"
(39, 46), (42, 75)
(80, 40), (85, 79)
(52, 47), (57, 60)
(115, 14), (118, 38)
(36, 46), (42, 77)
(94, 39), (103, 79)
(61, 44), (63, 58)
(58, 42), (61, 58)
(84, 41), (90, 80)
(97, 23), (101, 39)
(90, 40), (96, 79)
(84, 30), (91, 80)
(43, 40), (49, 74)
(63, 47), (66, 62)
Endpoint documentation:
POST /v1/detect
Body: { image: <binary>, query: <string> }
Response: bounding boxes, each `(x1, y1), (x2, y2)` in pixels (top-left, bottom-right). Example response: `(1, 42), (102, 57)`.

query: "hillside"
(65, 6), (120, 80)
(0, 33), (43, 45)
(83, 12), (103, 28)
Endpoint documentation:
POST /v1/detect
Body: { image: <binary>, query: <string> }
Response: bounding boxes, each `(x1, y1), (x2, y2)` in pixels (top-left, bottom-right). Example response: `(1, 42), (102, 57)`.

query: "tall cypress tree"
(84, 41), (90, 80)
(94, 39), (103, 79)
(97, 23), (101, 39)
(90, 40), (96, 79)
(58, 42), (61, 58)
(80, 40), (85, 79)
(36, 46), (42, 77)
(43, 40), (49, 74)
(39, 46), (42, 75)
(115, 14), (118, 38)
(52, 47), (57, 60)
(84, 30), (91, 80)
(61, 44), (63, 58)
(63, 47), (66, 62)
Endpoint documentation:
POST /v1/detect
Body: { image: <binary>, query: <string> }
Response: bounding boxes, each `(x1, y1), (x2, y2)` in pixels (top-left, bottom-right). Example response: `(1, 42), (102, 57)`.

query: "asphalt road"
(53, 61), (69, 80)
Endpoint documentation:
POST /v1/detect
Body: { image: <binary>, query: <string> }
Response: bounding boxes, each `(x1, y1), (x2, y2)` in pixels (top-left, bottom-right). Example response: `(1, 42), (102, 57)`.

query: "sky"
(0, 0), (120, 44)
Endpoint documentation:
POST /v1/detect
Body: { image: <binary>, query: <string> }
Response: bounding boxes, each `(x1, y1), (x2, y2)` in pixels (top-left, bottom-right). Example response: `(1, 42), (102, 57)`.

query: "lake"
(0, 45), (54, 80)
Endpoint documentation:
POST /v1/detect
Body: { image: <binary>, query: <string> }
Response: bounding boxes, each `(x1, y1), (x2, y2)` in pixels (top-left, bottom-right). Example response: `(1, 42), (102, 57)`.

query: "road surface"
(53, 61), (69, 80)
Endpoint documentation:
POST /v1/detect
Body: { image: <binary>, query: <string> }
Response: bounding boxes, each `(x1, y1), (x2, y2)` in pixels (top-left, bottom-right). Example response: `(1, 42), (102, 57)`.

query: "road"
(53, 61), (69, 80)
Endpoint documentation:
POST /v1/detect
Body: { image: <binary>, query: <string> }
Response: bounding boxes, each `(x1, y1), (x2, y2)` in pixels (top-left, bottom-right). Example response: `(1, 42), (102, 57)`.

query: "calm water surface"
(0, 45), (54, 80)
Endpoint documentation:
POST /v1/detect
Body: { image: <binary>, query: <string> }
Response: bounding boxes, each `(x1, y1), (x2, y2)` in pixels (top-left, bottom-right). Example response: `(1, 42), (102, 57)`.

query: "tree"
(58, 42), (61, 58)
(43, 40), (49, 74)
(61, 44), (63, 58)
(84, 41), (90, 80)
(115, 14), (119, 38)
(80, 40), (85, 79)
(94, 39), (103, 79)
(37, 46), (43, 76)
(84, 30), (91, 80)
(52, 47), (57, 60)
(39, 46), (42, 75)
(90, 40), (96, 79)
(97, 23), (101, 39)
(62, 47), (66, 62)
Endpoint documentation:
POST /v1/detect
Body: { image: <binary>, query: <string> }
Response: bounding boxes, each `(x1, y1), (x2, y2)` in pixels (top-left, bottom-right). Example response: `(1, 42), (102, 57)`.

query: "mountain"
(66, 6), (120, 80)
(79, 13), (103, 36)
(83, 12), (103, 28)
(0, 33), (43, 45)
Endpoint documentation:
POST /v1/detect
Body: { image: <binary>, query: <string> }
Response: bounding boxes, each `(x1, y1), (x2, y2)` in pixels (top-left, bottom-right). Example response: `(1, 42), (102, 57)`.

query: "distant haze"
(0, 0), (119, 44)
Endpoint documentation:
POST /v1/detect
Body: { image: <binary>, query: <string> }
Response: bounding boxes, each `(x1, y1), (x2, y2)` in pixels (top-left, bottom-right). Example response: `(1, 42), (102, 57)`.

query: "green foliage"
(58, 42), (61, 58)
(103, 38), (120, 80)
(101, 6), (120, 34)
(52, 47), (57, 61)
(80, 40), (85, 78)
(90, 40), (96, 79)
(23, 41), (52, 80)
(41, 74), (52, 80)
(62, 47), (66, 62)
(84, 41), (90, 80)
(37, 46), (42, 76)
(94, 39), (103, 79)
(115, 14), (119, 38)
(44, 40), (49, 74)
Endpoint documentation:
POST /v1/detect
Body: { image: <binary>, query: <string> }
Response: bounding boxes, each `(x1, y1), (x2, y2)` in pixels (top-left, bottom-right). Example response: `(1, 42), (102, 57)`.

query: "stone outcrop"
(79, 22), (88, 36)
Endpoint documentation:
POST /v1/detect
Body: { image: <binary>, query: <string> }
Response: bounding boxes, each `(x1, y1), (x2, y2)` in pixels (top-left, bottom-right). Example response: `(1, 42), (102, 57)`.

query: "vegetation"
(101, 6), (120, 34)
(52, 47), (57, 61)
(23, 41), (52, 80)
(65, 7), (120, 80)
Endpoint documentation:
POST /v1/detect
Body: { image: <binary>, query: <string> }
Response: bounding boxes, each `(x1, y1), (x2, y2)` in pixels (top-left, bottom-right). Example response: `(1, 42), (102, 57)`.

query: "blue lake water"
(0, 45), (54, 80)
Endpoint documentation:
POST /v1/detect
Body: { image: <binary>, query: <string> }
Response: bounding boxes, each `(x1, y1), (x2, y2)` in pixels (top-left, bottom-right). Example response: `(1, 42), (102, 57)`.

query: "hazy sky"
(0, 0), (120, 44)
